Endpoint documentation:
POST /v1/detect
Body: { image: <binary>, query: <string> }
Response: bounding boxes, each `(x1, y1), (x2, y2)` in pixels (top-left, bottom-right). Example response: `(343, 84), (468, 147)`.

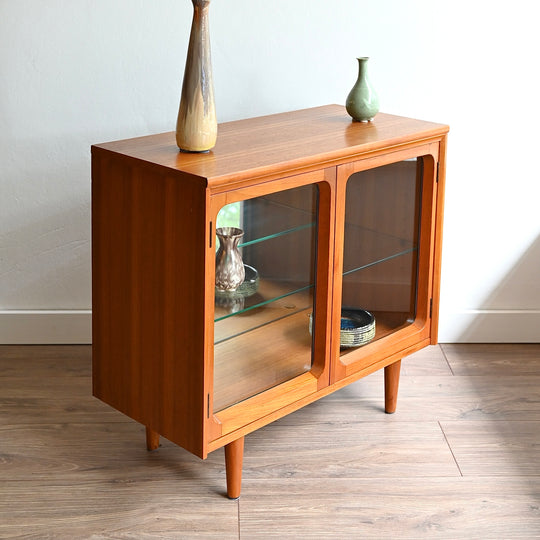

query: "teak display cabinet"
(92, 105), (448, 498)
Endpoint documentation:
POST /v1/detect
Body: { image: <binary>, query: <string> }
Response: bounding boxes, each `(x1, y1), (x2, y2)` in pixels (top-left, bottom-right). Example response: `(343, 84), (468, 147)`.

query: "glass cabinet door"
(338, 158), (424, 361)
(213, 184), (320, 412)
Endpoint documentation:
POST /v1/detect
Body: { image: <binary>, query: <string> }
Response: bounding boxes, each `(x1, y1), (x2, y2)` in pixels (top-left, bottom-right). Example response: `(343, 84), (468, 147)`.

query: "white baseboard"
(438, 310), (540, 343)
(1, 309), (538, 344)
(0, 311), (92, 344)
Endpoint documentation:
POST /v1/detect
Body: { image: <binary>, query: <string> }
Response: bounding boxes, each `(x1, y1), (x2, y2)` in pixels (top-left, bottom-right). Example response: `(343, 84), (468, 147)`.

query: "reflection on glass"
(213, 184), (319, 412)
(216, 201), (242, 231)
(340, 158), (422, 354)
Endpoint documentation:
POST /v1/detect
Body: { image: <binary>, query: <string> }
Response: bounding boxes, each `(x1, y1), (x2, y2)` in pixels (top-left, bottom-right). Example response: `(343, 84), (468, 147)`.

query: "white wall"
(1, 0), (539, 343)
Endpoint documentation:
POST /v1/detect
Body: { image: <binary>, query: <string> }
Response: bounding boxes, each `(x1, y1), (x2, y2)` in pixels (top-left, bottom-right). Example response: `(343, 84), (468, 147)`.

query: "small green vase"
(346, 57), (379, 122)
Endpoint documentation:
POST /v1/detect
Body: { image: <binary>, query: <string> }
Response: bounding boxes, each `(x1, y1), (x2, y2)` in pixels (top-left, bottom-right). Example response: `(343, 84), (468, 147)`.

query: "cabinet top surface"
(92, 105), (448, 188)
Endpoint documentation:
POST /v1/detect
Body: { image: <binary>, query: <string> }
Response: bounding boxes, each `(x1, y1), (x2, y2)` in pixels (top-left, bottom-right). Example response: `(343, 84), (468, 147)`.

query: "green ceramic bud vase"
(176, 0), (217, 152)
(346, 57), (380, 123)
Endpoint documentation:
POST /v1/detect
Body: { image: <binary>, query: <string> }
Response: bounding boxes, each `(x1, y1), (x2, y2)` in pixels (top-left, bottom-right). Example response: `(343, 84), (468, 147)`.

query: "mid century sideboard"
(92, 105), (448, 498)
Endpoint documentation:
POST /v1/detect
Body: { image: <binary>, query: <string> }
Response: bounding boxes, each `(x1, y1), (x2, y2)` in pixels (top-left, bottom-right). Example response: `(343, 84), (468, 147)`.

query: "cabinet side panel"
(430, 136), (447, 343)
(92, 152), (207, 457)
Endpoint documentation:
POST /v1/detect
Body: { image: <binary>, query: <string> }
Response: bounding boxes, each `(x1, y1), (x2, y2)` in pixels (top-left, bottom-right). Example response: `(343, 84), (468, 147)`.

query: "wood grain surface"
(1, 344), (539, 538)
(93, 105), (448, 190)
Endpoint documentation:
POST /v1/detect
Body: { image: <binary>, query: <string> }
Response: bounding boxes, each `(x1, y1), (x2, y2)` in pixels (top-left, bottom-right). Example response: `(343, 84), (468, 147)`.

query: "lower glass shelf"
(214, 280), (313, 344)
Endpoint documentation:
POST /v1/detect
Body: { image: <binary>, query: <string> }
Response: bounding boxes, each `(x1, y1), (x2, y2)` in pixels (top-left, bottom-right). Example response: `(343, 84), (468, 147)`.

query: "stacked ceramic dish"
(339, 309), (376, 348)
(309, 308), (375, 348)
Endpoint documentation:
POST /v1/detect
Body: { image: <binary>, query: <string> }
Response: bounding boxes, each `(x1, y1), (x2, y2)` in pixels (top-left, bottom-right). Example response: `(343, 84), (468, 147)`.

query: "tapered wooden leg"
(384, 359), (401, 414)
(224, 437), (244, 499)
(146, 426), (160, 451)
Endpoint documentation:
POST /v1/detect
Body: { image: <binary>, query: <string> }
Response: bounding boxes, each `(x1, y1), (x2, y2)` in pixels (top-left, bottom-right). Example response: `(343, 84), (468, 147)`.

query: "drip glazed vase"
(215, 227), (245, 292)
(346, 57), (380, 123)
(176, 0), (217, 152)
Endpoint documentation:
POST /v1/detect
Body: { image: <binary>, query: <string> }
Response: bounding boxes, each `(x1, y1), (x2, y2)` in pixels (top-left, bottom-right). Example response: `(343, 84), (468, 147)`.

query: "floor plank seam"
(439, 344), (455, 375)
(237, 498), (241, 540)
(438, 420), (463, 477)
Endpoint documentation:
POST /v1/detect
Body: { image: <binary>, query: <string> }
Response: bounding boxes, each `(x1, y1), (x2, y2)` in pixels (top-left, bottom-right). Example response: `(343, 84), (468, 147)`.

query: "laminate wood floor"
(1, 344), (539, 539)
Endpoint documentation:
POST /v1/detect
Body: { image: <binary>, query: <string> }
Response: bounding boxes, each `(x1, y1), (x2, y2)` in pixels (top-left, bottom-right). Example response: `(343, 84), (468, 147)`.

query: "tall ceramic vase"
(176, 0), (217, 152)
(215, 227), (245, 292)
(346, 57), (380, 123)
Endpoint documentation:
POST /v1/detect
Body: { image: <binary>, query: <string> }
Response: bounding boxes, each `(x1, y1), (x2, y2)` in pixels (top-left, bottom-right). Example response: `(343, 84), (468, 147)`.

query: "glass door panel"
(213, 184), (319, 412)
(340, 159), (422, 357)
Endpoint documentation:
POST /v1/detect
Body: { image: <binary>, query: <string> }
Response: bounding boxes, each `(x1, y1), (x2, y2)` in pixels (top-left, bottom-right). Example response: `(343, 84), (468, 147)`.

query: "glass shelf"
(342, 213), (419, 277)
(217, 191), (317, 250)
(214, 279), (314, 339)
(341, 248), (417, 318)
(343, 246), (418, 276)
(239, 222), (316, 249)
(215, 281), (313, 324)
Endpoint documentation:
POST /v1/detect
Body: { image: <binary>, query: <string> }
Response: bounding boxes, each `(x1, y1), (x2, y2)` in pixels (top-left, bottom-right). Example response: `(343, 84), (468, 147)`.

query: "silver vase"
(215, 227), (245, 291)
